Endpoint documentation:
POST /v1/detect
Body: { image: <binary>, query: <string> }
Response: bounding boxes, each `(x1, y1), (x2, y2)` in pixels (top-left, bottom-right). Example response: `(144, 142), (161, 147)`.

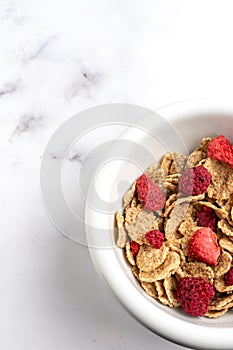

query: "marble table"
(2, 1), (233, 349)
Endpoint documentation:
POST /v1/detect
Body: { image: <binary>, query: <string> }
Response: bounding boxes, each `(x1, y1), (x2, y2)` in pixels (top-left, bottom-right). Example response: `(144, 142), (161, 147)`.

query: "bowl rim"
(85, 99), (233, 350)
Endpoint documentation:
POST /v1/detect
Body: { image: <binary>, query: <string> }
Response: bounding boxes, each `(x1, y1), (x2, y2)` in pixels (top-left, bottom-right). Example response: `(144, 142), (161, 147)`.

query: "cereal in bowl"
(115, 135), (233, 318)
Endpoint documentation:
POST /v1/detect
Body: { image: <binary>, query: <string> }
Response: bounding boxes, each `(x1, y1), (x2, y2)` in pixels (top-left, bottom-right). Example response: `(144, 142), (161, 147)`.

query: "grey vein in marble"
(10, 115), (44, 139)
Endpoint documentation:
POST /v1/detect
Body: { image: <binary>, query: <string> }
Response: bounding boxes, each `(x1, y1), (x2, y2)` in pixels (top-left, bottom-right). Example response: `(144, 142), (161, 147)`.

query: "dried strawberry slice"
(188, 227), (220, 266)
(207, 135), (233, 168)
(136, 174), (165, 211)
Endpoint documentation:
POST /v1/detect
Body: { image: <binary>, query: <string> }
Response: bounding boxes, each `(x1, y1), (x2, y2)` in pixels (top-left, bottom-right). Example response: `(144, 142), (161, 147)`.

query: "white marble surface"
(2, 1), (233, 349)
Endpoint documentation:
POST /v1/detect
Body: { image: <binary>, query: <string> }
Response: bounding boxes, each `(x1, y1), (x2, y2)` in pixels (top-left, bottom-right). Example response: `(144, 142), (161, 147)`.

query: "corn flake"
(205, 309), (228, 318)
(125, 207), (156, 244)
(131, 265), (140, 280)
(136, 244), (169, 272)
(139, 252), (180, 282)
(125, 242), (135, 266)
(214, 276), (233, 293)
(181, 262), (214, 284)
(209, 295), (233, 310)
(155, 281), (173, 307)
(219, 236), (233, 254)
(123, 182), (136, 207)
(204, 158), (233, 201)
(141, 282), (158, 299)
(218, 219), (233, 237)
(214, 250), (232, 277)
(187, 137), (211, 167)
(116, 212), (127, 248)
(164, 276), (180, 307)
(169, 153), (188, 175)
(196, 201), (228, 220)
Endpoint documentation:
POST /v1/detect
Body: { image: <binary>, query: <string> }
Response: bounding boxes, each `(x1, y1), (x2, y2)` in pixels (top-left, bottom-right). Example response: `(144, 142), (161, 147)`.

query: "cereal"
(164, 194), (178, 218)
(214, 276), (233, 293)
(131, 265), (140, 280)
(136, 244), (169, 272)
(187, 137), (211, 167)
(160, 152), (187, 177)
(209, 295), (233, 310)
(145, 166), (164, 184)
(168, 243), (186, 265)
(218, 219), (233, 237)
(141, 282), (158, 298)
(125, 242), (136, 265)
(155, 280), (173, 307)
(164, 196), (204, 238)
(180, 262), (214, 284)
(139, 252), (180, 282)
(196, 201), (228, 220)
(214, 250), (232, 277)
(125, 204), (142, 224)
(116, 135), (233, 318)
(204, 158), (233, 201)
(165, 202), (190, 237)
(179, 235), (192, 256)
(116, 212), (127, 248)
(152, 216), (164, 231)
(177, 204), (198, 236)
(125, 206), (156, 244)
(219, 236), (233, 253)
(169, 153), (188, 175)
(164, 276), (180, 307)
(205, 309), (228, 318)
(222, 194), (233, 224)
(123, 182), (136, 207)
(165, 174), (179, 184)
(163, 182), (177, 197)
(160, 153), (174, 176)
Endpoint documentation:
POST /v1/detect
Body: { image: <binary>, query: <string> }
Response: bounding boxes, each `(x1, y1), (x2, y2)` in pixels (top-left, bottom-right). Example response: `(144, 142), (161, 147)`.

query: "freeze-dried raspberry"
(136, 174), (166, 211)
(196, 206), (217, 232)
(224, 267), (233, 286)
(188, 227), (220, 266)
(175, 277), (215, 316)
(130, 241), (140, 256)
(208, 135), (233, 168)
(145, 229), (164, 249)
(178, 165), (212, 195)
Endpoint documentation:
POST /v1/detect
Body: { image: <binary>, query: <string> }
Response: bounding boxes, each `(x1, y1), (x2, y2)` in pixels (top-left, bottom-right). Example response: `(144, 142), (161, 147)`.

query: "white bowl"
(85, 99), (233, 349)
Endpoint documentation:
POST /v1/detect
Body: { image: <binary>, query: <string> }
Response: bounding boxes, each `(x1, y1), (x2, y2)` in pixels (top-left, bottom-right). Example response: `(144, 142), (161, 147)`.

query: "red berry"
(196, 206), (217, 232)
(188, 227), (220, 266)
(130, 241), (140, 256)
(224, 267), (233, 286)
(145, 229), (164, 249)
(136, 174), (166, 211)
(207, 135), (233, 168)
(178, 166), (212, 196)
(175, 277), (215, 317)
